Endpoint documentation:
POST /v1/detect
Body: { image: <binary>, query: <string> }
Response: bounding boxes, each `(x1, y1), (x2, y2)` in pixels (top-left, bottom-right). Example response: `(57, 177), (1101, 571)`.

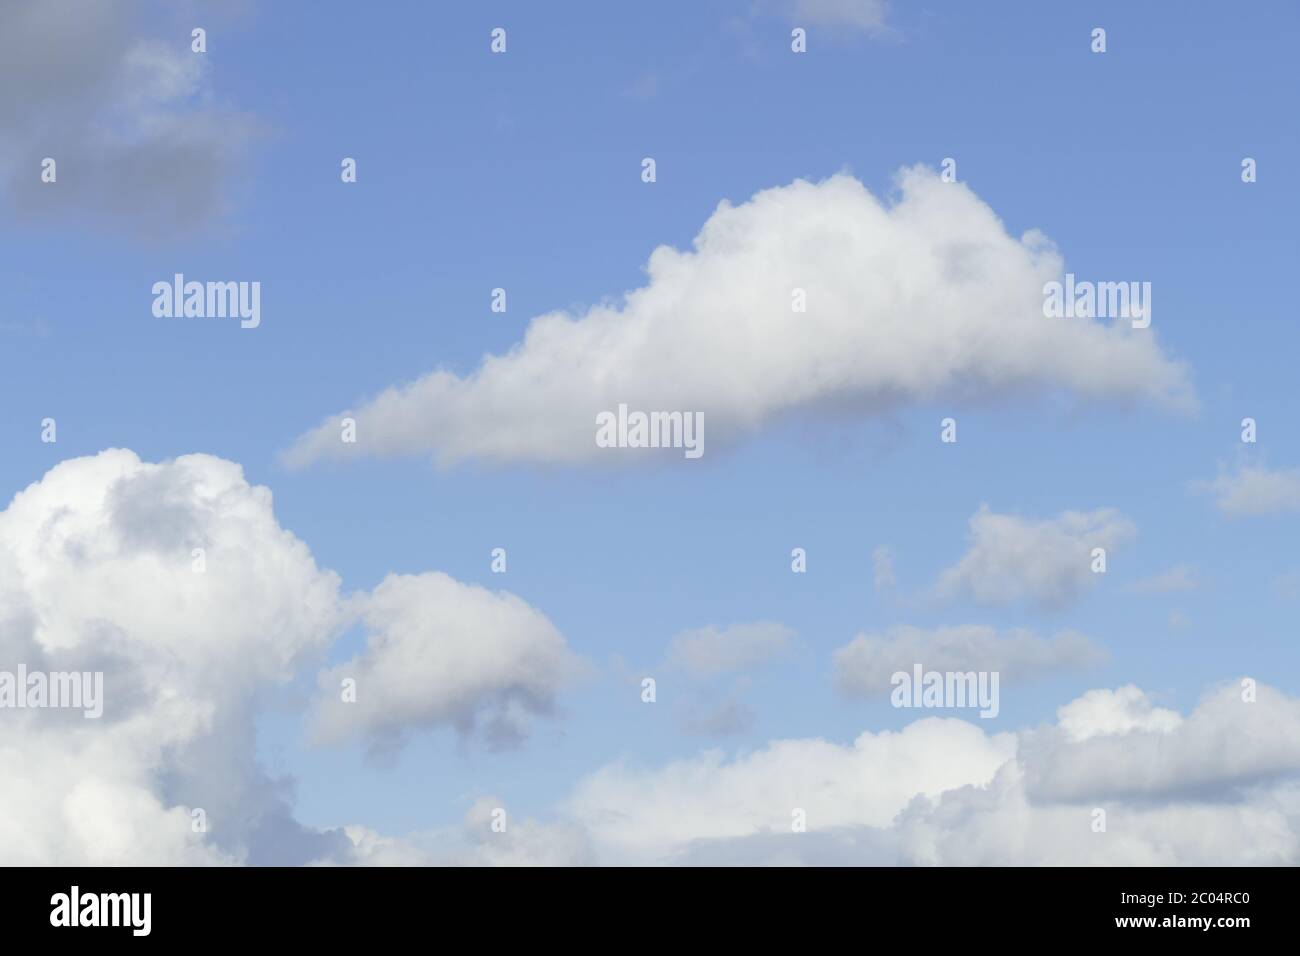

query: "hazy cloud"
(934, 505), (1135, 610)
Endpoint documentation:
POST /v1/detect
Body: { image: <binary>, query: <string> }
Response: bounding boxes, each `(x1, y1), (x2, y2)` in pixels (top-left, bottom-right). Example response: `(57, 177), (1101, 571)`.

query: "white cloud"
(565, 718), (1017, 864)
(284, 168), (1191, 469)
(560, 681), (1300, 865)
(310, 573), (582, 753)
(448, 797), (597, 866)
(892, 763), (1299, 867)
(667, 621), (795, 677)
(1194, 464), (1300, 517)
(934, 505), (1135, 609)
(668, 769), (1299, 866)
(7, 452), (1287, 867)
(1054, 685), (1183, 741)
(833, 625), (1104, 697)
(1021, 682), (1300, 803)
(340, 798), (596, 867)
(0, 450), (579, 864)
(0, 450), (345, 864)
(334, 825), (436, 867)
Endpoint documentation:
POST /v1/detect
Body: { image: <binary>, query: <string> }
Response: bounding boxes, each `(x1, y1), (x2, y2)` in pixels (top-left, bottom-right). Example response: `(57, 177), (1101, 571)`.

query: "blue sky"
(3, 0), (1299, 865)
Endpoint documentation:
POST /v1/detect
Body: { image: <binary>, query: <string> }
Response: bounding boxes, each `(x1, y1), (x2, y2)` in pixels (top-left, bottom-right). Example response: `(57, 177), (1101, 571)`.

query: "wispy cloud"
(1194, 464), (1300, 517)
(933, 506), (1135, 610)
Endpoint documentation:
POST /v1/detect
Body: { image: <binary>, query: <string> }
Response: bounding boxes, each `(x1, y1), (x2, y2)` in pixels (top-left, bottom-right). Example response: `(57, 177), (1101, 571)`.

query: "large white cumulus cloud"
(0, 450), (578, 865)
(0, 449), (345, 864)
(285, 168), (1191, 468)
